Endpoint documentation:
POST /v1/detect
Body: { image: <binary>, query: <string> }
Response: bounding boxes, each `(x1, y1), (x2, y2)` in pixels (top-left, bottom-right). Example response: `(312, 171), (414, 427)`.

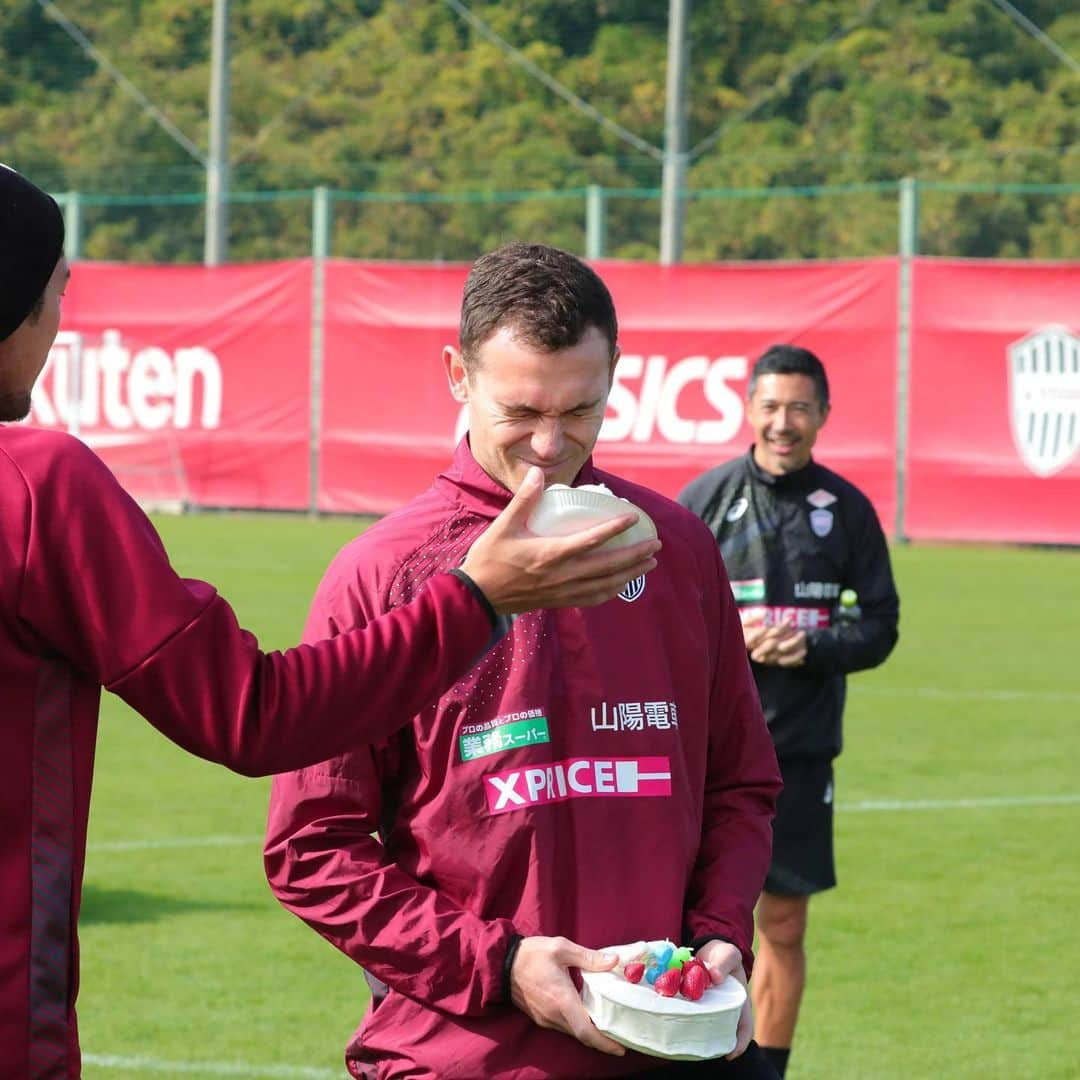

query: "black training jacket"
(678, 448), (899, 759)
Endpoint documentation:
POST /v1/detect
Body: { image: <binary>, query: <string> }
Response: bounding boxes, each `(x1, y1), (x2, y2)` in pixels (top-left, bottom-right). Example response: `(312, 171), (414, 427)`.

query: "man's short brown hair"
(458, 242), (617, 370)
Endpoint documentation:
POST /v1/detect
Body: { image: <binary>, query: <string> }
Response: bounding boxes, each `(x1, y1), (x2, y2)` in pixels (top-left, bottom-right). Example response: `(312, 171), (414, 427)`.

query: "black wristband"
(449, 568), (499, 630)
(501, 932), (524, 1005)
(688, 933), (738, 953)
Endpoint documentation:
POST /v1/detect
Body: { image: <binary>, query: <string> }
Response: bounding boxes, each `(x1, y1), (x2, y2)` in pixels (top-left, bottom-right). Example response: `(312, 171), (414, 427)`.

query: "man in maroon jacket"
(266, 244), (783, 1079)
(0, 167), (661, 1080)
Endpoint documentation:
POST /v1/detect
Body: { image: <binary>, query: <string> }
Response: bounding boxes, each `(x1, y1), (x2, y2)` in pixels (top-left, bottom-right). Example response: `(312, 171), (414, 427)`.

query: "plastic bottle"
(835, 588), (861, 625)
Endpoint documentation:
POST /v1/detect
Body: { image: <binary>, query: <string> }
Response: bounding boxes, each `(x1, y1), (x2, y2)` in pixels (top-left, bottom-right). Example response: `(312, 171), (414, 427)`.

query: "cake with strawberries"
(579, 940), (745, 1060)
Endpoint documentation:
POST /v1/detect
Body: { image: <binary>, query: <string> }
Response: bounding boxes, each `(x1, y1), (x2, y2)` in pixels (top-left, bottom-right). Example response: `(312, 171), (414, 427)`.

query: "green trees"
(2, 0), (1075, 261)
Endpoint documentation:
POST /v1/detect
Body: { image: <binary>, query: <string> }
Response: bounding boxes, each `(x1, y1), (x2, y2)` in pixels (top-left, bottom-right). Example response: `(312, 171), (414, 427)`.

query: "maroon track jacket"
(265, 440), (781, 1080)
(0, 426), (496, 1079)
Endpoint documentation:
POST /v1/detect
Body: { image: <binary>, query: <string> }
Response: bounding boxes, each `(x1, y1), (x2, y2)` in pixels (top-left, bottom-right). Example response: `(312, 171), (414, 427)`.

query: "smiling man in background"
(679, 344), (900, 1079)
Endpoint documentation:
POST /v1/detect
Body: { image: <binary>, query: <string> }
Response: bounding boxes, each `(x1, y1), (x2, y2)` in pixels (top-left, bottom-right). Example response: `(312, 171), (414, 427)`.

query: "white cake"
(526, 484), (657, 551)
(580, 940), (746, 1061)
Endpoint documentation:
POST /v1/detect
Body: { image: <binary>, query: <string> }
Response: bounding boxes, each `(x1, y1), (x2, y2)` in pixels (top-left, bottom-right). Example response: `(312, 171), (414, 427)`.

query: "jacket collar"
(745, 445), (819, 492)
(435, 436), (600, 520)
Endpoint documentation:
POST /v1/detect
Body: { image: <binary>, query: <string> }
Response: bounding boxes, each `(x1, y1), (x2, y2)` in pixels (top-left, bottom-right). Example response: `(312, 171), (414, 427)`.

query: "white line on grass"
(86, 791), (1080, 856)
(88, 834), (262, 852)
(854, 685), (1080, 703)
(82, 1054), (337, 1078)
(841, 794), (1080, 812)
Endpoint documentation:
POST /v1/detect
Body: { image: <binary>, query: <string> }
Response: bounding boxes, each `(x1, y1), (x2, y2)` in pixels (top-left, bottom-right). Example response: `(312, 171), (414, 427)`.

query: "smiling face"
(0, 255), (69, 422)
(445, 324), (617, 492)
(746, 372), (829, 475)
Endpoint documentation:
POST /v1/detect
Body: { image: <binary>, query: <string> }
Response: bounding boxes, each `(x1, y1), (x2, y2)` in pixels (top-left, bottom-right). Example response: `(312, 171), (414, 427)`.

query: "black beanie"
(0, 164), (66, 342)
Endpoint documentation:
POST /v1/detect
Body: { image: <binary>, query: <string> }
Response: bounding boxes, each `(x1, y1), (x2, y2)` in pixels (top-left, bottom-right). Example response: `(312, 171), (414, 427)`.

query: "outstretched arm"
(13, 440), (659, 776)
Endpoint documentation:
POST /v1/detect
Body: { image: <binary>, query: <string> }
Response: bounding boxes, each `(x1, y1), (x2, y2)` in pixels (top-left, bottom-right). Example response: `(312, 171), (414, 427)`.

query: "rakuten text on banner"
(907, 259), (1080, 543)
(322, 259), (899, 528)
(32, 261), (312, 509)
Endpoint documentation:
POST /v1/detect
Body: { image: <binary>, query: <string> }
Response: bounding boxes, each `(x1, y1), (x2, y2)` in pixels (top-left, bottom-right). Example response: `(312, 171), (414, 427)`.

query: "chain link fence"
(55, 180), (1079, 264)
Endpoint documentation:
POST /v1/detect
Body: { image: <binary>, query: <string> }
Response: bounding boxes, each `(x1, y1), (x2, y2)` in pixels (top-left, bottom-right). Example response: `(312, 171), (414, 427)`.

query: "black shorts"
(764, 757), (836, 897)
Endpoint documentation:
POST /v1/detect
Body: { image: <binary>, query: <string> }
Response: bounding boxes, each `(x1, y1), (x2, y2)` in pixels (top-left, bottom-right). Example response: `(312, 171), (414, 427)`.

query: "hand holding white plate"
(526, 484), (657, 551)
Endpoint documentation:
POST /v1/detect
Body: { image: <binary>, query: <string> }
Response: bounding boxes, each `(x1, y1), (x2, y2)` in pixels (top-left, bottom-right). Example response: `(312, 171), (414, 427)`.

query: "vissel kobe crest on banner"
(1008, 326), (1080, 478)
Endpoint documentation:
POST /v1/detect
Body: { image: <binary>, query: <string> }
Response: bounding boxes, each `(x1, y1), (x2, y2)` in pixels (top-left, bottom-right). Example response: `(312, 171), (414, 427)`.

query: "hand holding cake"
(695, 938), (754, 1060)
(579, 938), (750, 1061)
(509, 935), (626, 1057)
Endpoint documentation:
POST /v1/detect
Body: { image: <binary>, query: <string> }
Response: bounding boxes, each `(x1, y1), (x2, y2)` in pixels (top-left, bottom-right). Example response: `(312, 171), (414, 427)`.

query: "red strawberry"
(654, 968), (682, 997)
(679, 963), (709, 1001)
(681, 958), (709, 978)
(623, 962), (645, 984)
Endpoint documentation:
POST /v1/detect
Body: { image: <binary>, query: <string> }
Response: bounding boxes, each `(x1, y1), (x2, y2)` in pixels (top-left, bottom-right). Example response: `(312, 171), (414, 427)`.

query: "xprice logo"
(484, 756), (672, 815)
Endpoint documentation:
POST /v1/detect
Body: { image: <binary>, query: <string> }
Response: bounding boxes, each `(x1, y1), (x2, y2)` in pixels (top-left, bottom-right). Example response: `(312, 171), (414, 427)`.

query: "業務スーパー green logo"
(459, 717), (550, 761)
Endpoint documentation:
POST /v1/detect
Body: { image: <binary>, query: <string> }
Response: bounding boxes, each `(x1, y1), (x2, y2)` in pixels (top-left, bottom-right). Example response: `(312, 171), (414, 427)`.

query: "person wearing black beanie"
(0, 163), (70, 421)
(0, 168), (661, 1078)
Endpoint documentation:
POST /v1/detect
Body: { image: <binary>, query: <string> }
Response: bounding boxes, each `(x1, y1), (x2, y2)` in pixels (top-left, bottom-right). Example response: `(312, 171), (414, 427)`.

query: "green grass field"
(78, 515), (1080, 1079)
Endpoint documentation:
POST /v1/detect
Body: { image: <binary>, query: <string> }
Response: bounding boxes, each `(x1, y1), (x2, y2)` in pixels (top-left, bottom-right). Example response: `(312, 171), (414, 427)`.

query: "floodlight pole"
(660, 0), (690, 265)
(204, 0), (231, 266)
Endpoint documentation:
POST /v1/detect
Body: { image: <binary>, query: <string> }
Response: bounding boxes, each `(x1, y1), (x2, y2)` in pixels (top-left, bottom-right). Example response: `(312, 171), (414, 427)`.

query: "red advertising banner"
(907, 259), (1080, 543)
(319, 260), (469, 514)
(27, 256), (1079, 544)
(30, 260), (312, 509)
(320, 259), (900, 530)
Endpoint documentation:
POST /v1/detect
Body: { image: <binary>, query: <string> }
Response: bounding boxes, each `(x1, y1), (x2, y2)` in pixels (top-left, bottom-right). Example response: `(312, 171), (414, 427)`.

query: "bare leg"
(752, 891), (810, 1050)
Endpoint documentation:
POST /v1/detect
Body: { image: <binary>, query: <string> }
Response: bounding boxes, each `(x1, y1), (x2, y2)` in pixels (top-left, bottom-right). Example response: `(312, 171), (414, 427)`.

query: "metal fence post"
(894, 176), (919, 543)
(585, 185), (606, 259)
(309, 185), (332, 516)
(61, 191), (83, 261)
